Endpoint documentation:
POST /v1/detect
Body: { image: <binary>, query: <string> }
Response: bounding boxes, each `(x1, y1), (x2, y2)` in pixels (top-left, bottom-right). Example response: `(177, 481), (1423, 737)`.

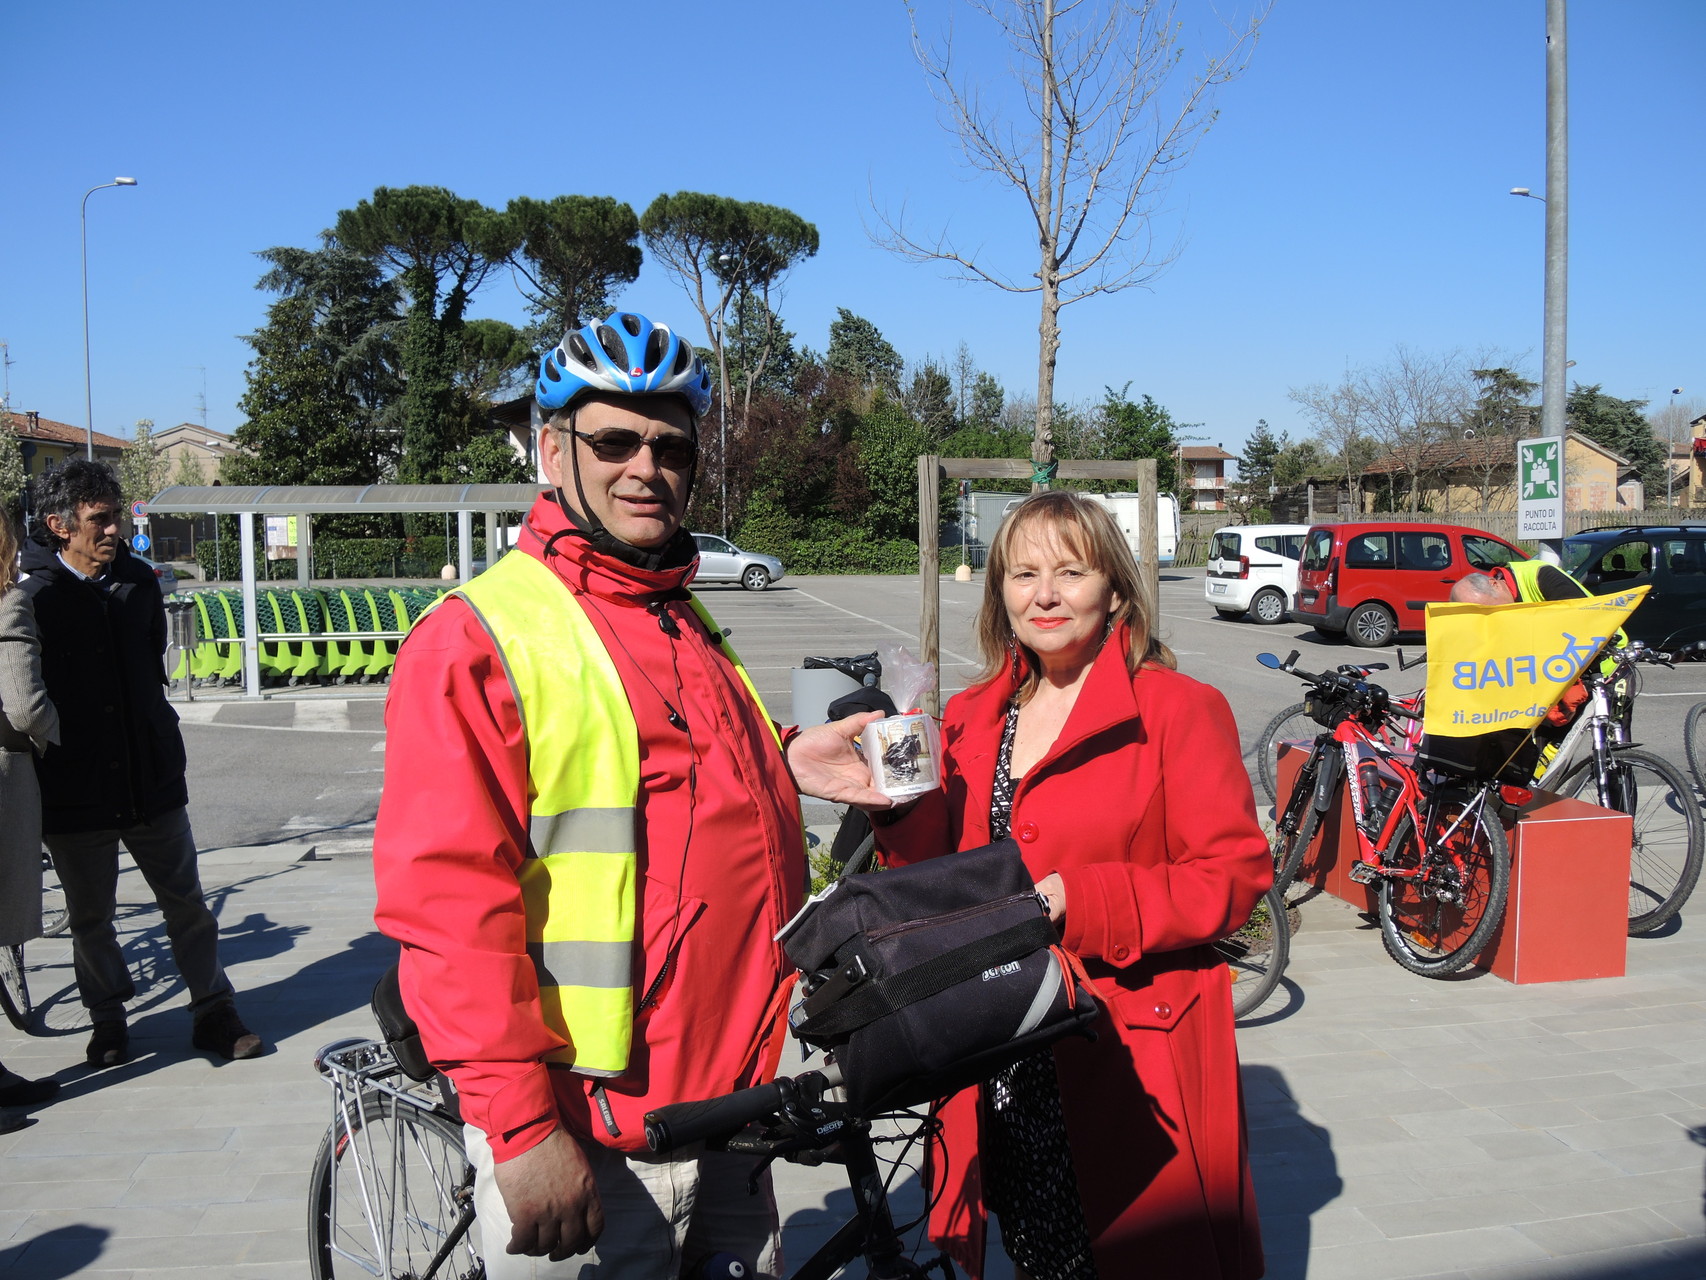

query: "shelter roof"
(146, 483), (548, 514)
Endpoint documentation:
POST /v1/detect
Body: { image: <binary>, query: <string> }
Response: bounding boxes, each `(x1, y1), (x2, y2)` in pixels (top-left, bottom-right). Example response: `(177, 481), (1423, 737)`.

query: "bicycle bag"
(781, 838), (1099, 1117)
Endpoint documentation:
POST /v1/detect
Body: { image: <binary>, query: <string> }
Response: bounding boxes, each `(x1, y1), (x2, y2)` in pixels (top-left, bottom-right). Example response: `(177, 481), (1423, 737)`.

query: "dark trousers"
(44, 806), (233, 1025)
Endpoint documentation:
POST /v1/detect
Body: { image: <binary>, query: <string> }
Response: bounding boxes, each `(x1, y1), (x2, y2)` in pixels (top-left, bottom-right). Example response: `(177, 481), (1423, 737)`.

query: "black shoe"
(86, 1022), (130, 1069)
(0, 1076), (60, 1108)
(191, 1005), (263, 1060)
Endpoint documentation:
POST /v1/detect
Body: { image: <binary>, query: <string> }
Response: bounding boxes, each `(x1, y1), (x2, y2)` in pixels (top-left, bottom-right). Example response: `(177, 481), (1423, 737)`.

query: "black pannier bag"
(781, 838), (1100, 1117)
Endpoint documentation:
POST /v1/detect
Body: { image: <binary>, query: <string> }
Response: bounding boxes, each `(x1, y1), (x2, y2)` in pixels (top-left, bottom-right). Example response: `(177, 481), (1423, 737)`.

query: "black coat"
(19, 538), (187, 833)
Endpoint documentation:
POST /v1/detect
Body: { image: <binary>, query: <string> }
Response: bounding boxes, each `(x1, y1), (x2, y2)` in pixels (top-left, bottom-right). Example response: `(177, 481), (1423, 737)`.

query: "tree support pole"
(917, 455), (941, 716)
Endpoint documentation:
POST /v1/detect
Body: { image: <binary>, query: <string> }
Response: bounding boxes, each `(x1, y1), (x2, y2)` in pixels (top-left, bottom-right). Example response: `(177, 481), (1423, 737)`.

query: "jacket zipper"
(865, 891), (1042, 943)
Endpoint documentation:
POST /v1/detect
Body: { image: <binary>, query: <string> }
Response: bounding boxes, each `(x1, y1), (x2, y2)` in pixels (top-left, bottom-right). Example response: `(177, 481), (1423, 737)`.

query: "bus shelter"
(145, 483), (547, 698)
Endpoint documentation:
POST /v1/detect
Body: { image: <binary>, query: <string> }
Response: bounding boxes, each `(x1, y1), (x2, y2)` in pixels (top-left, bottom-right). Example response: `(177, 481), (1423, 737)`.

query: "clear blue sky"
(4, 1), (1700, 460)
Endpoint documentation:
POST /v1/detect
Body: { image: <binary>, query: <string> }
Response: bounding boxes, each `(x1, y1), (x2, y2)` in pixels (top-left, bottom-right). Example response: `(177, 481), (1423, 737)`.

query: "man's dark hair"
(33, 460), (123, 550)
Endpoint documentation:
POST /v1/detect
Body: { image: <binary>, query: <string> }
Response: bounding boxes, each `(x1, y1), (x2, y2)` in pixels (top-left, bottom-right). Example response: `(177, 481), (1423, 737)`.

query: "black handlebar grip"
(644, 1079), (791, 1153)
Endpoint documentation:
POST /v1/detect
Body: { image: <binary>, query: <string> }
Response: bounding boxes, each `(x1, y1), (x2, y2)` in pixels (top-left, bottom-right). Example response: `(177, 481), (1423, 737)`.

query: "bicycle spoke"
(1377, 790), (1510, 977)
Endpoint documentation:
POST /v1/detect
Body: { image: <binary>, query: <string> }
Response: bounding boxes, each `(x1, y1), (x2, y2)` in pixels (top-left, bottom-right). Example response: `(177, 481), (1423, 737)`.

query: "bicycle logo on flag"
(1451, 632), (1608, 691)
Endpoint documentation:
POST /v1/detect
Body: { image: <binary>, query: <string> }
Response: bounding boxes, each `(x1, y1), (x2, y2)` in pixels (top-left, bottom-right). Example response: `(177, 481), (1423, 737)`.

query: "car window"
(1345, 532), (1393, 569)
(1253, 535), (1303, 559)
(1300, 529), (1334, 571)
(1397, 532), (1452, 571)
(1583, 539), (1654, 586)
(1463, 534), (1520, 570)
(1211, 532), (1241, 561)
(695, 535), (733, 554)
(1661, 539), (1705, 577)
(1561, 539), (1598, 575)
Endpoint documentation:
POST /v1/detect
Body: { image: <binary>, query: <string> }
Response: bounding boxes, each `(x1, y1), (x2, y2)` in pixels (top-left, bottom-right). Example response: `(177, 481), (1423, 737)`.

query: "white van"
(1204, 524), (1310, 624)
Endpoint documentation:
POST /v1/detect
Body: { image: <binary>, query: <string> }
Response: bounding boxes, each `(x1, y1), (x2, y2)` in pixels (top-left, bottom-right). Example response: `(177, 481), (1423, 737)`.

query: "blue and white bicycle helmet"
(536, 311), (713, 419)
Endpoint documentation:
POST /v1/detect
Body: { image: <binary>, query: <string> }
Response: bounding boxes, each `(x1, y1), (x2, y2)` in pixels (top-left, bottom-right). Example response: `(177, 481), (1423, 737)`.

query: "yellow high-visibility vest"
(453, 550), (778, 1076)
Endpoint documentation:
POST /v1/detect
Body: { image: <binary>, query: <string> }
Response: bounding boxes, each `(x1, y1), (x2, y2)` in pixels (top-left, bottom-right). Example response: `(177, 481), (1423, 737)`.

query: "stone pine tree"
(334, 186), (517, 484)
(506, 195), (643, 346)
(879, 0), (1266, 488)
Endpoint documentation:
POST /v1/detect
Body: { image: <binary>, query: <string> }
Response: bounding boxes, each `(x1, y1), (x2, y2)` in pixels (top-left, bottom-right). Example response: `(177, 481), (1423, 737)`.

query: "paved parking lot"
(3, 569), (1705, 1278)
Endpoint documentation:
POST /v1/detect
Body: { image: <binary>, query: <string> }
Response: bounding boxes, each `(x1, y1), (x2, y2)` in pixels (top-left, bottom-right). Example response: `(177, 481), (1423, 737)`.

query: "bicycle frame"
(314, 1039), (476, 1280)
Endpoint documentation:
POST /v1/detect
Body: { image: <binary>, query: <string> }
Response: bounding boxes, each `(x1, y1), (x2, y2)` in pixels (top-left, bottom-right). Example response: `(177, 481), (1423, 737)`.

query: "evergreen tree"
(1099, 385), (1180, 493)
(826, 310), (903, 393)
(1238, 419), (1283, 493)
(854, 397), (929, 541)
(1568, 384), (1665, 492)
(970, 372), (1005, 430)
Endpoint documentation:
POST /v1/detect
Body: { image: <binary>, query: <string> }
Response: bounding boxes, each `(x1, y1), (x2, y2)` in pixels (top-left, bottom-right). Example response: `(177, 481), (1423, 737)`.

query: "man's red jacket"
(373, 496), (805, 1160)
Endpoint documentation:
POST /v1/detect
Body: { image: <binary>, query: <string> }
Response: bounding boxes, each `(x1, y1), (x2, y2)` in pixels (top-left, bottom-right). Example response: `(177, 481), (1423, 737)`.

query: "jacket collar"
(957, 622), (1146, 758)
(517, 494), (698, 609)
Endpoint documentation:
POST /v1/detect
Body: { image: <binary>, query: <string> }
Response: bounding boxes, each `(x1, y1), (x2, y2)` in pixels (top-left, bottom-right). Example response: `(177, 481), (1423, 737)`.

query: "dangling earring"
(1007, 634), (1023, 681)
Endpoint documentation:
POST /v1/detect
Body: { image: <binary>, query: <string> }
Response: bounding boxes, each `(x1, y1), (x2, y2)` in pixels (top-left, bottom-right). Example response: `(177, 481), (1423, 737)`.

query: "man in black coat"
(22, 461), (261, 1067)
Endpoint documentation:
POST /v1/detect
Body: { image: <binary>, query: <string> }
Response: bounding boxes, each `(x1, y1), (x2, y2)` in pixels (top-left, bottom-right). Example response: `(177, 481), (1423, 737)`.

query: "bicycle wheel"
(1215, 886), (1290, 1019)
(1377, 789), (1510, 978)
(0, 945), (31, 1032)
(1255, 702), (1314, 806)
(308, 1090), (484, 1280)
(1559, 749), (1705, 935)
(1685, 703), (1706, 798)
(40, 849), (69, 938)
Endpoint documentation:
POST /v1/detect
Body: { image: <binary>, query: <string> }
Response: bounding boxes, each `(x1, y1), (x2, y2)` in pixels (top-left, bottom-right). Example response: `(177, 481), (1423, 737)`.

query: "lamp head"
(114, 177), (138, 186)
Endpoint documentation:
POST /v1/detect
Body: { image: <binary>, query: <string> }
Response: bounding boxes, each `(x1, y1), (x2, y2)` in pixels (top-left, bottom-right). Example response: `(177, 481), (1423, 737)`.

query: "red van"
(1291, 522), (1528, 647)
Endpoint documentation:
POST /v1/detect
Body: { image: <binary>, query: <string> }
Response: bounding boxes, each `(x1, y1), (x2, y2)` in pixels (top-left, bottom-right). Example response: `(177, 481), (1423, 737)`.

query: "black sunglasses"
(571, 428), (697, 470)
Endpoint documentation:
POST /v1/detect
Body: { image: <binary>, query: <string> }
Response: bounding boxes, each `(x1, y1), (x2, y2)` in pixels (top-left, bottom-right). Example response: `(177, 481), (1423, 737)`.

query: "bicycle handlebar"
(644, 1062), (845, 1153)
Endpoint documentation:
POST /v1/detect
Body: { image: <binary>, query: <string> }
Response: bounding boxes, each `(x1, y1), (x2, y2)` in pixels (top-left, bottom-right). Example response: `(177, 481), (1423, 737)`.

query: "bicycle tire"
(1215, 886), (1290, 1020)
(308, 1090), (484, 1280)
(1685, 702), (1706, 798)
(1557, 749), (1705, 935)
(1275, 789), (1324, 895)
(0, 945), (31, 1032)
(1376, 790), (1510, 978)
(1255, 702), (1315, 806)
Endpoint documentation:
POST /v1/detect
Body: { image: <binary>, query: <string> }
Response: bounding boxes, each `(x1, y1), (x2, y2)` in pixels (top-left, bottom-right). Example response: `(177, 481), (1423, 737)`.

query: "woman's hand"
(1036, 872), (1066, 925)
(785, 711), (899, 811)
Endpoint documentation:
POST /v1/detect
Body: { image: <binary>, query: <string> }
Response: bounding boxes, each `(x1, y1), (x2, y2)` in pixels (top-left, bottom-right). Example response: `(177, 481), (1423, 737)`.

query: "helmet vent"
(672, 342), (692, 376)
(567, 332), (598, 369)
(595, 325), (627, 367)
(644, 329), (671, 372)
(618, 313), (643, 337)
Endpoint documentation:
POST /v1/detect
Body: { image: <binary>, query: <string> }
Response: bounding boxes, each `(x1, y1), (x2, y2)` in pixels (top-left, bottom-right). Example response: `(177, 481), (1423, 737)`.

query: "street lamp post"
(81, 177), (139, 460)
(1672, 387), (1685, 507)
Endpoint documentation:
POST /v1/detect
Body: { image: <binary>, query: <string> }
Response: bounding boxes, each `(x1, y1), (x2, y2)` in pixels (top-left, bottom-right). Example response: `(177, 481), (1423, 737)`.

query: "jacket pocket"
(636, 875), (708, 1015)
(1108, 984), (1201, 1033)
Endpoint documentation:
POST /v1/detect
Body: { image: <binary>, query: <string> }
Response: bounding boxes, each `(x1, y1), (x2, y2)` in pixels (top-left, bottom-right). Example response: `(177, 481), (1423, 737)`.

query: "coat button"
(1016, 822), (1039, 843)
(1111, 943), (1129, 960)
(1155, 1001), (1172, 1019)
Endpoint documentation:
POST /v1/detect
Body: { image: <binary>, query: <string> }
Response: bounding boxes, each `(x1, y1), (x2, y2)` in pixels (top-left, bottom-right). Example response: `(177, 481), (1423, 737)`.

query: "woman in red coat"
(876, 491), (1270, 1280)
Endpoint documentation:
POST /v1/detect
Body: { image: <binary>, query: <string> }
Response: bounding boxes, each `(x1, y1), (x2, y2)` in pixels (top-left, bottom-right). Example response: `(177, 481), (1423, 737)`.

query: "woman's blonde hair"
(974, 490), (1175, 700)
(0, 515), (17, 595)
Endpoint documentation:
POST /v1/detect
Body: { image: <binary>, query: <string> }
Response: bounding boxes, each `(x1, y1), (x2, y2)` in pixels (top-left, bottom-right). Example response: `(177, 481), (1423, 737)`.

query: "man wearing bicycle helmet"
(374, 312), (887, 1278)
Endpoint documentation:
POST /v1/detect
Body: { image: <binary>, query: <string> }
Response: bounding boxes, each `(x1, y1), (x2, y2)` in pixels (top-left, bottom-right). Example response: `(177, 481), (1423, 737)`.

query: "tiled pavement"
(2, 831), (1704, 1277)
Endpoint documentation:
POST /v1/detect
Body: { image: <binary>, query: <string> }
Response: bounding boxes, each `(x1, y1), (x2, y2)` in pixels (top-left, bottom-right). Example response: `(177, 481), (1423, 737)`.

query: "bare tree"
(878, 0), (1265, 488)
(1288, 379), (1374, 503)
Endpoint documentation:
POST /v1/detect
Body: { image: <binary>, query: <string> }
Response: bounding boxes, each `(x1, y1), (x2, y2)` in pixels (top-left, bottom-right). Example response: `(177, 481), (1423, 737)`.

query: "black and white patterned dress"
(981, 698), (1098, 1280)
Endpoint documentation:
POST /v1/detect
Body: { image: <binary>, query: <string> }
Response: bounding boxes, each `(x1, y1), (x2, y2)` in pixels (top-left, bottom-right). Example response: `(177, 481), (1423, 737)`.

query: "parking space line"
(787, 589), (978, 667)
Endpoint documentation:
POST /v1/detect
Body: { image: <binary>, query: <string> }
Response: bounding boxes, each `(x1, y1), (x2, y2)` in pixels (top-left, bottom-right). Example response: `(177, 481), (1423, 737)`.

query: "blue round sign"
(131, 533), (152, 553)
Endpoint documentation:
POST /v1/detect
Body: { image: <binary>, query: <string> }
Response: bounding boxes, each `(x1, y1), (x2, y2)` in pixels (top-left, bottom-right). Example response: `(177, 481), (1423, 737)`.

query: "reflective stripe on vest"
(451, 549), (781, 1076)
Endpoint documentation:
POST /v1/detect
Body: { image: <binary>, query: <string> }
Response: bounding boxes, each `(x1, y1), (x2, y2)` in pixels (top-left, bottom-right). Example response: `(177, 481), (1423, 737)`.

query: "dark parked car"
(1562, 524), (1706, 648)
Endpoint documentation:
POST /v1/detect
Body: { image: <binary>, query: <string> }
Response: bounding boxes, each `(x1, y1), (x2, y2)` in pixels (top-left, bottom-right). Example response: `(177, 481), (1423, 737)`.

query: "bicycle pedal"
(1348, 862), (1380, 886)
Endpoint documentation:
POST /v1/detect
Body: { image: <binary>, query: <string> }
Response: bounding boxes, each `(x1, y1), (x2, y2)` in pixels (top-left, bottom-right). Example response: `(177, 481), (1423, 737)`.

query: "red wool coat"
(879, 627), (1271, 1280)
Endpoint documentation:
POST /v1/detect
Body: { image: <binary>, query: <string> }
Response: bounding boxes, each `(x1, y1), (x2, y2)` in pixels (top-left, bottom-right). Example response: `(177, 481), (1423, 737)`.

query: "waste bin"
(792, 652), (881, 726)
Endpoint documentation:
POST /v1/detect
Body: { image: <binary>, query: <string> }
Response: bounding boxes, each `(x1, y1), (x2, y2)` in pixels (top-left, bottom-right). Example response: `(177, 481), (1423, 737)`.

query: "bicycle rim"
(1215, 886), (1289, 1020)
(1568, 750), (1706, 935)
(1377, 792), (1510, 978)
(1256, 703), (1314, 806)
(0, 945), (31, 1032)
(40, 849), (70, 939)
(308, 1090), (483, 1280)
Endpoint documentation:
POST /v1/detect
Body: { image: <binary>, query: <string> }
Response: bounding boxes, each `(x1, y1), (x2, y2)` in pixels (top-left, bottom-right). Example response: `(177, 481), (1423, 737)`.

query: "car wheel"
(1250, 588), (1287, 626)
(1347, 602), (1396, 648)
(741, 565), (771, 592)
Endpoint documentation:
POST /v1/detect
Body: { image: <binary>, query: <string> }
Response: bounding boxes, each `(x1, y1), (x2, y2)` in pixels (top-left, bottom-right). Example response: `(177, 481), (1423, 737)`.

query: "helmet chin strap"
(546, 408), (700, 573)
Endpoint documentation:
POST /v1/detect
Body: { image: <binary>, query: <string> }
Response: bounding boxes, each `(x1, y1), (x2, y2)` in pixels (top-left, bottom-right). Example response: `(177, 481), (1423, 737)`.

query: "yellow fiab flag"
(1422, 586), (1649, 737)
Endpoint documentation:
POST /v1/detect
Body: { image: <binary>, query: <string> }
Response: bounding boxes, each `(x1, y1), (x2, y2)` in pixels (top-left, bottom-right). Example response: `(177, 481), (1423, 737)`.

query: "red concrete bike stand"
(1275, 744), (1632, 982)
